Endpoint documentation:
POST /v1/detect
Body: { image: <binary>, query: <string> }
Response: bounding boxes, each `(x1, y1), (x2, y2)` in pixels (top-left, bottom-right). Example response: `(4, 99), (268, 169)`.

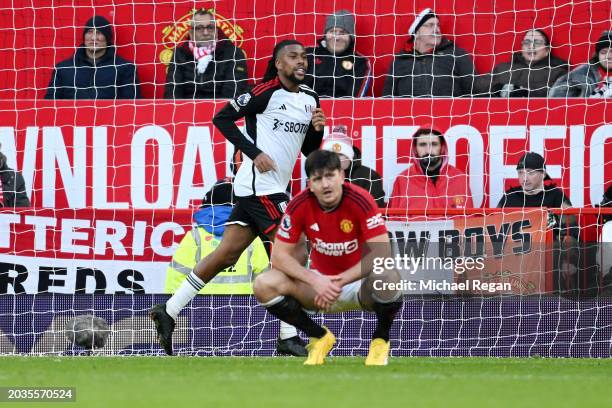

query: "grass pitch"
(2, 356), (612, 408)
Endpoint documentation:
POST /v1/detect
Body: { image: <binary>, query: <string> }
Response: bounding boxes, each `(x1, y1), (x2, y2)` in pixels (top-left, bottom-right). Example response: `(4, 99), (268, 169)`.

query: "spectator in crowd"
(549, 31), (612, 98)
(304, 10), (371, 97)
(388, 125), (473, 210)
(382, 8), (478, 97)
(497, 152), (578, 291)
(164, 9), (248, 99)
(496, 152), (571, 209)
(484, 29), (568, 97)
(0, 144), (30, 207)
(321, 125), (385, 207)
(45, 16), (141, 99)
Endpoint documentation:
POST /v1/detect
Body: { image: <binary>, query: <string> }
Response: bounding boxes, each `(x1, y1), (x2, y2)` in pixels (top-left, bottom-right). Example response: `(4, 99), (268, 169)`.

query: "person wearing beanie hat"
(383, 8), (478, 97)
(45, 15), (141, 99)
(321, 126), (355, 167)
(304, 10), (372, 97)
(497, 152), (571, 208)
(324, 10), (355, 37)
(388, 125), (473, 210)
(408, 8), (438, 44)
(164, 9), (249, 99)
(550, 30), (612, 98)
(321, 125), (386, 207)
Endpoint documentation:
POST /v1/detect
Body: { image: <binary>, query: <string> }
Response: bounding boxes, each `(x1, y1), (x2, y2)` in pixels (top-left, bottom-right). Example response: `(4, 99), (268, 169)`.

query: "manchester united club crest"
(453, 196), (465, 208)
(340, 219), (354, 233)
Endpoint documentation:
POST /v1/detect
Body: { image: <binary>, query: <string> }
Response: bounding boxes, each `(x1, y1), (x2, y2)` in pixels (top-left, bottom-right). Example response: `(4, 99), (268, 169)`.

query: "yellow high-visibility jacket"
(164, 226), (269, 294)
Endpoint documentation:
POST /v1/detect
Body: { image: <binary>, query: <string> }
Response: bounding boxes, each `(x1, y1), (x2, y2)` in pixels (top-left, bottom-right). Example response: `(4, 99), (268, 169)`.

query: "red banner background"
(0, 99), (609, 210)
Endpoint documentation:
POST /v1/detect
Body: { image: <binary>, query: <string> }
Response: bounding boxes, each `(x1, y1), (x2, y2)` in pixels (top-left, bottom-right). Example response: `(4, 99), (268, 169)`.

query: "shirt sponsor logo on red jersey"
(366, 213), (385, 229)
(313, 238), (358, 256)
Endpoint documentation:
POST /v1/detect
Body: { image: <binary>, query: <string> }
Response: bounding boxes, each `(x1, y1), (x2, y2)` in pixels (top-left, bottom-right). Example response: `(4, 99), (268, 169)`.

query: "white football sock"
(279, 321), (298, 340)
(165, 272), (205, 320)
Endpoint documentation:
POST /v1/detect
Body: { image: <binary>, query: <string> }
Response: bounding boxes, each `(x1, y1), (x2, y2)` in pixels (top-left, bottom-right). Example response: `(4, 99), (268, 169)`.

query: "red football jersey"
(276, 183), (387, 275)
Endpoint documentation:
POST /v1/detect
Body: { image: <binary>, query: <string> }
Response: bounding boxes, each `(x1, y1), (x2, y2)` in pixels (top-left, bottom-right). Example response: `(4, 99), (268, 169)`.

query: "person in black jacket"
(497, 152), (579, 292)
(383, 8), (478, 97)
(164, 9), (248, 99)
(482, 29), (568, 97)
(0, 145), (30, 208)
(45, 16), (141, 99)
(321, 126), (385, 207)
(304, 10), (372, 97)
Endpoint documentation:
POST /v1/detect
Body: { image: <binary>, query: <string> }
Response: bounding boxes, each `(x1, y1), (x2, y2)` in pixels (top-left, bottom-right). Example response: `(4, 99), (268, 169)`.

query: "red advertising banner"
(0, 99), (610, 210)
(0, 208), (192, 294)
(0, 208), (550, 295)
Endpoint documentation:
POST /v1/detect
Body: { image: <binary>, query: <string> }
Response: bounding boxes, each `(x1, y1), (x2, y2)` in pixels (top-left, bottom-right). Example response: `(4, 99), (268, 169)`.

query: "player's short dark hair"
(305, 150), (342, 177)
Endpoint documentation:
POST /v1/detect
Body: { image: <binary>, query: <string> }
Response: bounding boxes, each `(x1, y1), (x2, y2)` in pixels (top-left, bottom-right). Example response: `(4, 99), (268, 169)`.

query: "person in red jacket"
(388, 125), (473, 211)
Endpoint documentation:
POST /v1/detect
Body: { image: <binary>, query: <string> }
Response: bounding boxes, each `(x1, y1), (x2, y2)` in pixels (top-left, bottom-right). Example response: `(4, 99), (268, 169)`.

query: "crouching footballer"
(253, 150), (403, 365)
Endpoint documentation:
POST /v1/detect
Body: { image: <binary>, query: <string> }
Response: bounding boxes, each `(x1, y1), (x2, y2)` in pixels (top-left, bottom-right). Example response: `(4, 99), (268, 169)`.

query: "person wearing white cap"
(382, 8), (478, 97)
(304, 10), (372, 97)
(321, 125), (385, 207)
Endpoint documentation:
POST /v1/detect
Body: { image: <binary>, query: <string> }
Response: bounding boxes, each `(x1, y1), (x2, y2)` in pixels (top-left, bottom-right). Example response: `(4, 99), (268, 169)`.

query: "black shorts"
(226, 193), (289, 235)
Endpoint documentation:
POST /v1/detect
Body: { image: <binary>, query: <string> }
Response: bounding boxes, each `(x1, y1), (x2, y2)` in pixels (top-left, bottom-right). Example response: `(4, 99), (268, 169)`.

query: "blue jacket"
(45, 46), (141, 99)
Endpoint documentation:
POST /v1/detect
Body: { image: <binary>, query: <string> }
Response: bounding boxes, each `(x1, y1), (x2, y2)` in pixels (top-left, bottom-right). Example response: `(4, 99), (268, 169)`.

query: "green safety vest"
(164, 226), (269, 294)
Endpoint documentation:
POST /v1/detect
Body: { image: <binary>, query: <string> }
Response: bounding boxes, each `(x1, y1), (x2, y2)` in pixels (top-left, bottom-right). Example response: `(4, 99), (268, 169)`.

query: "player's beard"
(286, 70), (304, 85)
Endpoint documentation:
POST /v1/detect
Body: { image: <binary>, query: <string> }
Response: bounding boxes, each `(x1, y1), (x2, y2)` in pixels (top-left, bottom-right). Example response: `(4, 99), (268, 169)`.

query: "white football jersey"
(214, 78), (321, 197)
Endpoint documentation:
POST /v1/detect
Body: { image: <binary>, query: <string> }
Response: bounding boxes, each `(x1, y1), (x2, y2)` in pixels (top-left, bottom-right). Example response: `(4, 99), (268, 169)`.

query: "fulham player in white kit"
(253, 150), (403, 365)
(151, 40), (325, 356)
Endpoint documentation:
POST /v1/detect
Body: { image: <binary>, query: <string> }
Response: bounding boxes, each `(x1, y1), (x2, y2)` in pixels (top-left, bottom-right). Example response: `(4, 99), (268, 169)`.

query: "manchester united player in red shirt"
(253, 150), (402, 365)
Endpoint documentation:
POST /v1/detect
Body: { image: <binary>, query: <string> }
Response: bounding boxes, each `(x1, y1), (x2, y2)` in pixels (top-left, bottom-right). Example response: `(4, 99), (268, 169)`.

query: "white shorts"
(312, 270), (364, 313)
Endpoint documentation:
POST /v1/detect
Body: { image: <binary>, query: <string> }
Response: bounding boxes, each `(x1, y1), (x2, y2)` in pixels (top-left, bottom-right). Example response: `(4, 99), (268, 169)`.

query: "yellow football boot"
(303, 327), (336, 365)
(365, 338), (390, 366)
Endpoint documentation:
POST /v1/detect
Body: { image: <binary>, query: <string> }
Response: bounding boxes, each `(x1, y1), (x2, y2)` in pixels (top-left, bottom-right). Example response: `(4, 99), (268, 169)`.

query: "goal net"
(0, 0), (611, 357)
